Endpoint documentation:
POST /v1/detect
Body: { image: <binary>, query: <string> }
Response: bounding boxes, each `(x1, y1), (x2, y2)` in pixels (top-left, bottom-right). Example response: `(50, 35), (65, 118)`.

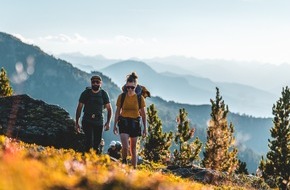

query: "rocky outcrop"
(0, 94), (86, 151)
(163, 165), (271, 189)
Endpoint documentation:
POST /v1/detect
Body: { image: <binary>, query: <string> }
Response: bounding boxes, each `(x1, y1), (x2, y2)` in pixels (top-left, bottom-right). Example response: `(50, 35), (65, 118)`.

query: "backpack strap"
(101, 89), (105, 104)
(83, 88), (91, 105)
(120, 93), (126, 109)
(137, 94), (142, 110)
(101, 89), (107, 108)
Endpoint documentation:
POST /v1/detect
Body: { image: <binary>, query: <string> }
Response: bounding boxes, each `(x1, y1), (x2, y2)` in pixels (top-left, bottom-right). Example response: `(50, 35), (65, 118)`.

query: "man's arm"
(113, 106), (121, 135)
(104, 103), (112, 131)
(75, 102), (83, 133)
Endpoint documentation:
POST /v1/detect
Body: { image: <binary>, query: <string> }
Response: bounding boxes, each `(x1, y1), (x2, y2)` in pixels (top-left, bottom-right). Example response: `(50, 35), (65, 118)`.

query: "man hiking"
(75, 75), (112, 154)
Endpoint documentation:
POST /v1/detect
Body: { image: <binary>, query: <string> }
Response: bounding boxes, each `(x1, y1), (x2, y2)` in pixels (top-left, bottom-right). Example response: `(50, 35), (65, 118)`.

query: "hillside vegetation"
(0, 135), (269, 190)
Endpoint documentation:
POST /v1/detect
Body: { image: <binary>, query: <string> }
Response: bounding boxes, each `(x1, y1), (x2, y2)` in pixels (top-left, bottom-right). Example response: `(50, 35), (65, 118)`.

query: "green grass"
(0, 135), (261, 190)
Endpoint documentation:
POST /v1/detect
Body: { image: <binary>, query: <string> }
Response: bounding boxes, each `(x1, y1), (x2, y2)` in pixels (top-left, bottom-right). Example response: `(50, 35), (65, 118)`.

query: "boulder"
(164, 165), (225, 185)
(0, 94), (86, 151)
(164, 165), (270, 189)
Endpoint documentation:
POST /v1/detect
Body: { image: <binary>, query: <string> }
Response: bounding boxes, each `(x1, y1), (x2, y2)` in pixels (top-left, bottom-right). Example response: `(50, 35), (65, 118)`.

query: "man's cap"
(91, 75), (102, 81)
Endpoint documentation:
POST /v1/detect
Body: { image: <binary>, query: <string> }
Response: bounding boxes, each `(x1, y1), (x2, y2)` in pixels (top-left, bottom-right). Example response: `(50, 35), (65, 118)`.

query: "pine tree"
(258, 156), (266, 177)
(173, 108), (202, 166)
(259, 156), (276, 187)
(202, 87), (238, 174)
(0, 67), (13, 97)
(235, 159), (249, 175)
(142, 104), (173, 163)
(263, 86), (290, 189)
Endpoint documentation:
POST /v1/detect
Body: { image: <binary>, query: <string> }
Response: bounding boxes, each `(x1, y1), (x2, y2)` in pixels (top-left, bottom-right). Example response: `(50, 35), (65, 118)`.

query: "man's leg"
(93, 125), (103, 154)
(82, 121), (93, 152)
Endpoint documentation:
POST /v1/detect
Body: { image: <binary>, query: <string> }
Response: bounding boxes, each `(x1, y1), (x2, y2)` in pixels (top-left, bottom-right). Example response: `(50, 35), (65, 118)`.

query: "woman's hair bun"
(126, 72), (138, 83)
(130, 72), (138, 79)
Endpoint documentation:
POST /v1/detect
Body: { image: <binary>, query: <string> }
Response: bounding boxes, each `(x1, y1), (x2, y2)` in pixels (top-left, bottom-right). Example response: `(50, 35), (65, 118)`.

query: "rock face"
(164, 165), (270, 190)
(0, 94), (86, 151)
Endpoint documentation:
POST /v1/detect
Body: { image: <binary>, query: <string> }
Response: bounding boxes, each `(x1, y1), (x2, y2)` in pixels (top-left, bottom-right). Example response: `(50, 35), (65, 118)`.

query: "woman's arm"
(140, 107), (147, 137)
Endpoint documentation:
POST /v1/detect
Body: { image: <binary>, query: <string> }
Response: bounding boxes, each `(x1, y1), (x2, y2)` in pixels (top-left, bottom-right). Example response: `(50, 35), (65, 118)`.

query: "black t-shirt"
(79, 88), (110, 125)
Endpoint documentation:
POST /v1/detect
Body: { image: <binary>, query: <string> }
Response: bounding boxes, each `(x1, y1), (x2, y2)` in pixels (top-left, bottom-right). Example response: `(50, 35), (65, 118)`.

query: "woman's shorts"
(118, 116), (141, 137)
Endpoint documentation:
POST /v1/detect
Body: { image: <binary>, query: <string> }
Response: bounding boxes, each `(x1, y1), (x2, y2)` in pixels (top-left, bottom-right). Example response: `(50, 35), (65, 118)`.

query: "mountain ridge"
(57, 52), (280, 117)
(101, 60), (276, 117)
(58, 53), (290, 97)
(143, 56), (289, 95)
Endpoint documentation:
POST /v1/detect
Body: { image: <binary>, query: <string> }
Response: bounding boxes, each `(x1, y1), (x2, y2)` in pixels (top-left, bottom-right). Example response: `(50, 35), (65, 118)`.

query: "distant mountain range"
(0, 31), (274, 173)
(57, 52), (120, 73)
(57, 53), (289, 97)
(58, 53), (288, 117)
(100, 60), (276, 117)
(142, 56), (290, 94)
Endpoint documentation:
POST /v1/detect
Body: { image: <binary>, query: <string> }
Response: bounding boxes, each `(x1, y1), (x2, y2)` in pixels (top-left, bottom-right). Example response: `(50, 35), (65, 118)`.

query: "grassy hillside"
(0, 135), (269, 190)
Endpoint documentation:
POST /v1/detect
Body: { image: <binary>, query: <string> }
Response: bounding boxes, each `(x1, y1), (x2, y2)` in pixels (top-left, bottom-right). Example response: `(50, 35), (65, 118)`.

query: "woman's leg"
(130, 137), (138, 168)
(120, 133), (129, 163)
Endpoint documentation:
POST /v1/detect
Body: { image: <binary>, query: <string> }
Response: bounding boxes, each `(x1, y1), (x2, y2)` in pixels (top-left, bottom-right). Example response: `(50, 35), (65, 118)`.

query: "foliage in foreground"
(0, 135), (259, 190)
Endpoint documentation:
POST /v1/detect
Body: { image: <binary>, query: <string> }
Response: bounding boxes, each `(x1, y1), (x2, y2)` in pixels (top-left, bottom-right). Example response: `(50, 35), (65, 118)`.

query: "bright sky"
(1, 0), (290, 64)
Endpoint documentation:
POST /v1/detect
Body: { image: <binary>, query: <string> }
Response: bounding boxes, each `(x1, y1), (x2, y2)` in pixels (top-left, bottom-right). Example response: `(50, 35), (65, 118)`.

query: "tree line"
(1, 67), (289, 189)
(141, 84), (290, 189)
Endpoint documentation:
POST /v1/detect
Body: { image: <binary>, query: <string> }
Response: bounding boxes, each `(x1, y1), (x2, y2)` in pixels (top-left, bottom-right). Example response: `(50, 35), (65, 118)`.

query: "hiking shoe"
(122, 159), (128, 164)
